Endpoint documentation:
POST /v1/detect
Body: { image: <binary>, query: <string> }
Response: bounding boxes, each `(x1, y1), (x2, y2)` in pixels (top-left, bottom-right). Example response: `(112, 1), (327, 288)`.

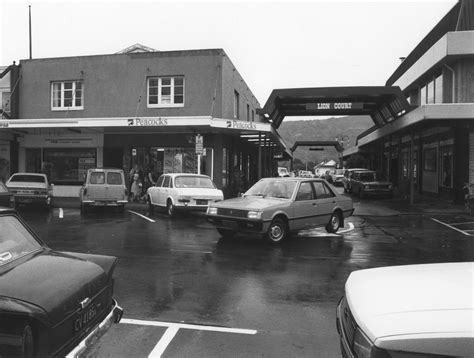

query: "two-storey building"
(0, 45), (289, 198)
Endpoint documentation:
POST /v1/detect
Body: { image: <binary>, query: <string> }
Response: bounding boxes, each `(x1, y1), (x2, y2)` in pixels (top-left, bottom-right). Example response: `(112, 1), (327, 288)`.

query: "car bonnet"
(212, 196), (288, 210)
(345, 262), (474, 343)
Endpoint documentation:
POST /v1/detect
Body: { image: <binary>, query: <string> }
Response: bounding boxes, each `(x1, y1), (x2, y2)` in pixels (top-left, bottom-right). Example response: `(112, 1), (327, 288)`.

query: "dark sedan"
(0, 208), (123, 357)
(0, 181), (14, 208)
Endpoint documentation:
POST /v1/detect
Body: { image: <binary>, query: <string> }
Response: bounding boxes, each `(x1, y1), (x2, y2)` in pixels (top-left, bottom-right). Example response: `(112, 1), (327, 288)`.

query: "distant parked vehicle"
(147, 173), (224, 217)
(277, 167), (290, 177)
(80, 168), (128, 214)
(298, 170), (314, 178)
(329, 169), (345, 186)
(350, 170), (393, 198)
(6, 173), (53, 209)
(342, 168), (369, 193)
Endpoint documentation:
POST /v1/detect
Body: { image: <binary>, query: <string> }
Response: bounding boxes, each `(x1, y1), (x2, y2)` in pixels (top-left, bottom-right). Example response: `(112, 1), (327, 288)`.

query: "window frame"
(51, 80), (84, 111)
(147, 76), (185, 108)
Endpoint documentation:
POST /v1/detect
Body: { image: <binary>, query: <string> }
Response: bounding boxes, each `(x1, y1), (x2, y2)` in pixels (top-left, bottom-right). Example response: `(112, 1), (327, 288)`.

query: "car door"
(292, 181), (318, 230)
(87, 171), (107, 200)
(105, 171), (125, 200)
(158, 175), (171, 207)
(313, 181), (337, 224)
(148, 175), (164, 205)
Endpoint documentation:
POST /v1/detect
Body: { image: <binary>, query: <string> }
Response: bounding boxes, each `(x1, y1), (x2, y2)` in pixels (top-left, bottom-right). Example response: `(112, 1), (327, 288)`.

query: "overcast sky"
(1, 0), (457, 107)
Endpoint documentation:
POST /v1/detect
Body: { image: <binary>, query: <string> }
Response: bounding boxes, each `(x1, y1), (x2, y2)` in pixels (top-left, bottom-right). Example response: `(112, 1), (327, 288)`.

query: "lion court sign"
(306, 102), (364, 111)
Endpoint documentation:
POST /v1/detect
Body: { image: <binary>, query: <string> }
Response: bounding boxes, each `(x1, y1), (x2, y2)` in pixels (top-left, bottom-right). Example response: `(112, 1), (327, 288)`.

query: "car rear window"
(107, 172), (123, 185)
(0, 215), (42, 266)
(90, 172), (105, 184)
(175, 176), (215, 189)
(10, 175), (45, 183)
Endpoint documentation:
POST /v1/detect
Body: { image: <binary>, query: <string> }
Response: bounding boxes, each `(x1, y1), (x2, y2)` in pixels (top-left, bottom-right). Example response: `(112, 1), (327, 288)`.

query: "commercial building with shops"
(343, 0), (473, 203)
(0, 45), (289, 198)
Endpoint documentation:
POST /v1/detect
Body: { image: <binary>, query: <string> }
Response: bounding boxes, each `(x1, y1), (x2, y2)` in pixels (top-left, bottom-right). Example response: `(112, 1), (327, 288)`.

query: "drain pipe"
(444, 64), (456, 103)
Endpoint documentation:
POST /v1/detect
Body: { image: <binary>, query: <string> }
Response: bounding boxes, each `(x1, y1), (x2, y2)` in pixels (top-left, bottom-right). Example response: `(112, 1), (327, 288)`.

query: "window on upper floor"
(420, 84), (427, 105)
(435, 75), (443, 103)
(427, 79), (435, 104)
(148, 76), (184, 108)
(51, 80), (83, 110)
(251, 109), (255, 122)
(246, 104), (250, 121)
(234, 90), (240, 119)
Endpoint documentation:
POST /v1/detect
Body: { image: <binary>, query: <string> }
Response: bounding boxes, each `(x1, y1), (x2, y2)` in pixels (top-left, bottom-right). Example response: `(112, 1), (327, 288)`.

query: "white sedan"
(146, 173), (223, 217)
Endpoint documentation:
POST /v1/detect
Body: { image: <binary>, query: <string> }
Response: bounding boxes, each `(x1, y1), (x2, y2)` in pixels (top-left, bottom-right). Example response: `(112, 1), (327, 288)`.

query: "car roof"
(162, 173), (211, 178)
(10, 172), (47, 176)
(88, 168), (124, 171)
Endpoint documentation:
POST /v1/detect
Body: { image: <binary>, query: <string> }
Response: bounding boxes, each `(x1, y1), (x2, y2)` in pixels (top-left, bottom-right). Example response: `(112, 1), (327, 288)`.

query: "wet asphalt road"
(17, 194), (474, 358)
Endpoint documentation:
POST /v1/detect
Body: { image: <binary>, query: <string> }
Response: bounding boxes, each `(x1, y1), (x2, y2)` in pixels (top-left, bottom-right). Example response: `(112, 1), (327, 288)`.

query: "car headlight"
(207, 207), (218, 215)
(354, 328), (390, 358)
(247, 210), (262, 219)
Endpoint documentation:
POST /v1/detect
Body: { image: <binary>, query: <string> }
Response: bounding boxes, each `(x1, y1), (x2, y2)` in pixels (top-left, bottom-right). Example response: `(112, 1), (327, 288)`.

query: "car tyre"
(266, 217), (288, 244)
(326, 212), (341, 233)
(217, 228), (236, 238)
(167, 200), (175, 218)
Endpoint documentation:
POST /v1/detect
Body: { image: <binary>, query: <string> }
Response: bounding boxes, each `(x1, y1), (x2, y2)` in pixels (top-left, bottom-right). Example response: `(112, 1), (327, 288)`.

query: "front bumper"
(207, 216), (265, 233)
(336, 297), (355, 358)
(65, 300), (123, 358)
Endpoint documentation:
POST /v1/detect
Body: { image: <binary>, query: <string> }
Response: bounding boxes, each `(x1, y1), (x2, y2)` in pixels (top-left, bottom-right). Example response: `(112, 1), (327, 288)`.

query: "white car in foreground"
(337, 262), (474, 358)
(147, 173), (223, 217)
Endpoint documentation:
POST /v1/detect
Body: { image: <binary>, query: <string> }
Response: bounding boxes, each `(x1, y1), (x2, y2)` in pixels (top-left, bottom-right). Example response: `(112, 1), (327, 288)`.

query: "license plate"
(196, 199), (208, 205)
(73, 305), (98, 332)
(18, 198), (33, 203)
(222, 220), (238, 229)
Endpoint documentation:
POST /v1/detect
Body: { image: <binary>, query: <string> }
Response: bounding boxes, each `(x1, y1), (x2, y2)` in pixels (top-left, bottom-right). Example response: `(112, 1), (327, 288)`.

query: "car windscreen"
(0, 215), (42, 266)
(359, 172), (376, 181)
(9, 175), (45, 183)
(174, 176), (216, 189)
(245, 179), (297, 199)
(107, 172), (123, 185)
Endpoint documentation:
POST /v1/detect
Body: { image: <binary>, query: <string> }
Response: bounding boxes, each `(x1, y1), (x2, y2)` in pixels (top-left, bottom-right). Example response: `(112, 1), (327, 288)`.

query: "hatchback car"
(206, 177), (354, 243)
(80, 168), (128, 214)
(0, 208), (123, 357)
(350, 170), (393, 198)
(0, 181), (14, 208)
(6, 173), (53, 208)
(337, 262), (474, 358)
(147, 173), (224, 217)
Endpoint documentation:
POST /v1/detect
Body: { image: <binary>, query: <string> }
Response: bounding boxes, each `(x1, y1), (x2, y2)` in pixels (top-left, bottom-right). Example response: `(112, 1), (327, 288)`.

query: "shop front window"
(43, 148), (96, 184)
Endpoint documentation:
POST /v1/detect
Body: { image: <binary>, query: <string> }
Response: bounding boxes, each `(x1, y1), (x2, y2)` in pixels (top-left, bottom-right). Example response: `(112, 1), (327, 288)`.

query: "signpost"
(195, 134), (203, 174)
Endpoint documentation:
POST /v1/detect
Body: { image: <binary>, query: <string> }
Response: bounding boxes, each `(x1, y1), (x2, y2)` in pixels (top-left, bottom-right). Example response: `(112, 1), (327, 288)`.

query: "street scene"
(1, 0), (474, 357)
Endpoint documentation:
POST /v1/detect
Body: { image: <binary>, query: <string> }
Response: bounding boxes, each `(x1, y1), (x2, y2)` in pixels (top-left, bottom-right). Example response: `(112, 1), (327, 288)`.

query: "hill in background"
(276, 115), (373, 167)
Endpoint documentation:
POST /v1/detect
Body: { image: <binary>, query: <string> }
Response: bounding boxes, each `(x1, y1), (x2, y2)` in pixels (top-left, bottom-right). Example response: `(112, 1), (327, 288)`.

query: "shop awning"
(261, 86), (413, 129)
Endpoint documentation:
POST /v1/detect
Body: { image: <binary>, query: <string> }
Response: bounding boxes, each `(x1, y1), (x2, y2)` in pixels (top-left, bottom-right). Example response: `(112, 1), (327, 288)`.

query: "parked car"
(298, 170), (314, 178)
(6, 173), (53, 208)
(350, 170), (393, 198)
(147, 173), (224, 217)
(0, 208), (123, 357)
(329, 169), (345, 186)
(0, 181), (15, 208)
(337, 262), (474, 358)
(80, 168), (128, 214)
(342, 168), (369, 193)
(277, 167), (290, 177)
(206, 177), (354, 243)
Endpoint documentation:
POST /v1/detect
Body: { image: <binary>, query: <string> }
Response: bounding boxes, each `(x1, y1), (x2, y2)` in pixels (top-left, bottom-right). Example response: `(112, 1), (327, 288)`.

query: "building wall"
(18, 50), (230, 119)
(455, 58), (474, 103)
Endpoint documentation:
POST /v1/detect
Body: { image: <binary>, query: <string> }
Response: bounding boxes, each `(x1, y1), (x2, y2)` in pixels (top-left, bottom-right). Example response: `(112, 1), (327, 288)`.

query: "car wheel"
(326, 212), (341, 233)
(148, 196), (154, 214)
(266, 217), (288, 244)
(217, 228), (235, 238)
(167, 200), (175, 218)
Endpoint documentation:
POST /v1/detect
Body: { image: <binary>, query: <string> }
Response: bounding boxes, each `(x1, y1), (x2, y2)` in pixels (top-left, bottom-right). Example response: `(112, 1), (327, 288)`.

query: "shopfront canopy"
(261, 86), (413, 129)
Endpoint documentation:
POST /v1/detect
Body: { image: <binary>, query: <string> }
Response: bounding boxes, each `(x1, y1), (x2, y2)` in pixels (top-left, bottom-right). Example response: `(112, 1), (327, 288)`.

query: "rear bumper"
(82, 200), (128, 207)
(14, 194), (51, 205)
(65, 300), (123, 358)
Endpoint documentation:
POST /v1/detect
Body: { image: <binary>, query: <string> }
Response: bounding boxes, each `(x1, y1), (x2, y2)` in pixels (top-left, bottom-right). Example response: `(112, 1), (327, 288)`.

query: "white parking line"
(338, 222), (354, 234)
(431, 218), (474, 236)
(121, 318), (257, 358)
(127, 210), (155, 223)
(59, 208), (64, 219)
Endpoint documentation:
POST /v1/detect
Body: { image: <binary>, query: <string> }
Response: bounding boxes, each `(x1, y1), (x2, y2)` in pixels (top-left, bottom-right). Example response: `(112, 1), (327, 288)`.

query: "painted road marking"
(299, 221), (355, 237)
(58, 208), (64, 218)
(431, 218), (474, 236)
(127, 210), (156, 223)
(121, 318), (257, 358)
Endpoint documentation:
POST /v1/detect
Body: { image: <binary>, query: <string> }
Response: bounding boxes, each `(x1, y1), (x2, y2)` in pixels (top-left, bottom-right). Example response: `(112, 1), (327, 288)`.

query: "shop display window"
(43, 148), (96, 184)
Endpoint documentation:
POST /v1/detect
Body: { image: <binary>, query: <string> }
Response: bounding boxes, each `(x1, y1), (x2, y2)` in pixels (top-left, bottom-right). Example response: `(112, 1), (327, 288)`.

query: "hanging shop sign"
(195, 134), (203, 155)
(306, 102), (364, 111)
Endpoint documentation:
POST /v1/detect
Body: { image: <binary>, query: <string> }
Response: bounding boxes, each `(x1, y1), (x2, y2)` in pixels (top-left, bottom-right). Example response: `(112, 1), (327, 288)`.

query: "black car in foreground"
(0, 208), (123, 357)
